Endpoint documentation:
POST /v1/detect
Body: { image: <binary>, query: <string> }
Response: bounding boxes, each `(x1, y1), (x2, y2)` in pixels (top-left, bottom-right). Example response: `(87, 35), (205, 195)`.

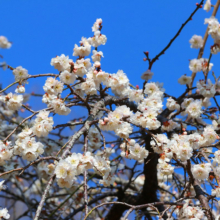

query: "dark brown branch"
(148, 0), (204, 70)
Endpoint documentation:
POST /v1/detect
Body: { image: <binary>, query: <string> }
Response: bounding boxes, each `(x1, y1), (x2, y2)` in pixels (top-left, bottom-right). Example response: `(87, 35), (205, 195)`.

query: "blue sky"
(1, 0), (219, 98)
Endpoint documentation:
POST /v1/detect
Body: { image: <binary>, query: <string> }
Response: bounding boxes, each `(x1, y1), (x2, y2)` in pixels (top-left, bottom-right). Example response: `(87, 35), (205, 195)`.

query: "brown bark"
(105, 133), (165, 220)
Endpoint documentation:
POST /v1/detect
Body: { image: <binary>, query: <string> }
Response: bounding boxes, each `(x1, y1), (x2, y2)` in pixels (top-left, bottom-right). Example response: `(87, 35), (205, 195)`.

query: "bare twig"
(148, 0), (204, 70)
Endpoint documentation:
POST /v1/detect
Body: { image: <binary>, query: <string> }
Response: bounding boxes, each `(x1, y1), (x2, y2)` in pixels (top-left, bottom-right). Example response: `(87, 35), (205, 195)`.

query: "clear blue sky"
(1, 0), (219, 97)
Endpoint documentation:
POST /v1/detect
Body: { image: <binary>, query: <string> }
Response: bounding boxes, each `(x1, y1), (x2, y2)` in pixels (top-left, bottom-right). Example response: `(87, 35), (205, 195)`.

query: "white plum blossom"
(55, 160), (72, 178)
(186, 100), (202, 118)
(176, 141), (193, 162)
(2, 93), (23, 110)
(115, 105), (133, 117)
(55, 159), (76, 188)
(88, 31), (107, 48)
(141, 69), (154, 81)
(204, 0), (211, 12)
(161, 120), (179, 132)
(74, 58), (91, 77)
(12, 66), (29, 81)
(192, 163), (211, 180)
(73, 37), (91, 57)
(176, 202), (205, 220)
(189, 57), (213, 73)
(150, 134), (169, 154)
(80, 152), (94, 171)
(144, 82), (160, 96)
(189, 35), (204, 48)
(95, 71), (109, 84)
(157, 161), (174, 176)
(93, 156), (110, 175)
(94, 61), (101, 68)
(181, 98), (194, 109)
(211, 187), (220, 198)
(213, 150), (220, 166)
(197, 79), (216, 98)
(14, 136), (44, 161)
(178, 75), (192, 85)
(0, 36), (11, 49)
(0, 141), (13, 165)
(189, 59), (202, 72)
(15, 85), (25, 93)
(129, 143), (149, 163)
(200, 58), (214, 72)
(91, 50), (104, 62)
(99, 105), (133, 133)
(115, 122), (133, 138)
(202, 126), (218, 145)
(97, 147), (115, 158)
(166, 97), (180, 111)
(205, 16), (220, 40)
(50, 54), (73, 72)
(128, 88), (144, 103)
(66, 153), (81, 168)
(43, 77), (64, 95)
(138, 95), (163, 112)
(108, 70), (129, 96)
(92, 18), (102, 32)
(59, 70), (76, 85)
(42, 93), (57, 104)
(49, 98), (71, 116)
(130, 109), (161, 131)
(0, 208), (10, 219)
(120, 140), (149, 163)
(31, 110), (54, 137)
(81, 78), (97, 95)
(211, 39), (220, 54)
(99, 168), (116, 187)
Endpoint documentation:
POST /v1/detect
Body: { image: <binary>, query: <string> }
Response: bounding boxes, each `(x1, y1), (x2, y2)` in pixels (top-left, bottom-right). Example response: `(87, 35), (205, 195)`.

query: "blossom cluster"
(0, 36), (11, 49)
(189, 58), (213, 73)
(175, 200), (206, 220)
(54, 150), (115, 187)
(0, 92), (23, 111)
(205, 16), (220, 54)
(31, 110), (54, 137)
(0, 208), (10, 220)
(99, 105), (133, 138)
(14, 127), (44, 161)
(0, 141), (13, 165)
(151, 126), (218, 180)
(120, 139), (149, 163)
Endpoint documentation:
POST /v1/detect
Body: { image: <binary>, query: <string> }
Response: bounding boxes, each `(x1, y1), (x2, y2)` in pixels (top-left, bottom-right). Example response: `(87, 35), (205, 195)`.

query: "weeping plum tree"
(1, 0), (220, 219)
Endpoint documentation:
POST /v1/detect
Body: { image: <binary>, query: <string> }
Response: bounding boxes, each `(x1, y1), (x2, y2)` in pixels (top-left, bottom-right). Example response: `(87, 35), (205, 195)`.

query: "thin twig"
(148, 0), (204, 70)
